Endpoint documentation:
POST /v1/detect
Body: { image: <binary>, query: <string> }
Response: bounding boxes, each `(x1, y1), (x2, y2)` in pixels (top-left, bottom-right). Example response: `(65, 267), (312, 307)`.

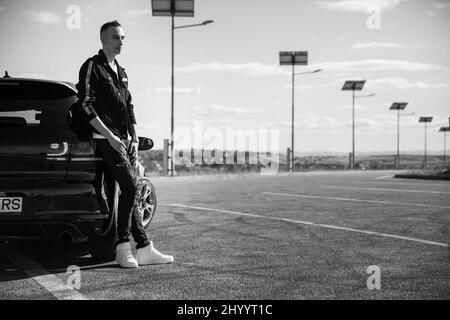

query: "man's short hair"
(100, 20), (121, 37)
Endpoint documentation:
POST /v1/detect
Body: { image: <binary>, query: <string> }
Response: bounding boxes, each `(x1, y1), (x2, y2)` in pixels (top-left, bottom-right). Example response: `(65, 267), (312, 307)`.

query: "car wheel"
(88, 182), (119, 261)
(136, 177), (157, 229)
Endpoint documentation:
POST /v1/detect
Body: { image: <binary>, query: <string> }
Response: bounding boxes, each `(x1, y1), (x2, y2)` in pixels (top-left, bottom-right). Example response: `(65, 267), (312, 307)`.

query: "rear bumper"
(0, 178), (112, 242)
(0, 214), (108, 242)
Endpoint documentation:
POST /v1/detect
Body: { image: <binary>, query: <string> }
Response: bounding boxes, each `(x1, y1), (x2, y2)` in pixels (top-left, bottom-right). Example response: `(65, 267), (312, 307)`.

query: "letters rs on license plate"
(0, 197), (23, 213)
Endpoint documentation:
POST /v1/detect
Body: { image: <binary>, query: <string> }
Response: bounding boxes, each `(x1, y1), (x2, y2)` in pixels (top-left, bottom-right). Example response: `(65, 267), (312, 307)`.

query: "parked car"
(0, 75), (157, 260)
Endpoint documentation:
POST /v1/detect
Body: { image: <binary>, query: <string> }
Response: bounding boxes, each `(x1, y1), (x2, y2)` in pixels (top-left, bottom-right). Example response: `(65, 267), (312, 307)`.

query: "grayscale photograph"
(0, 0), (449, 305)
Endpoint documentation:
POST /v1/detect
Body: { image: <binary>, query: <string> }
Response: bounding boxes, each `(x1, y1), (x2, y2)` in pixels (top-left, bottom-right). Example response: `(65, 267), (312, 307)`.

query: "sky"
(1, 0), (449, 154)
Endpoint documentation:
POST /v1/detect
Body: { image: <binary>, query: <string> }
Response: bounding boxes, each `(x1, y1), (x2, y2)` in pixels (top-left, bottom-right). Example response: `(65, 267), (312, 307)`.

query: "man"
(76, 20), (173, 268)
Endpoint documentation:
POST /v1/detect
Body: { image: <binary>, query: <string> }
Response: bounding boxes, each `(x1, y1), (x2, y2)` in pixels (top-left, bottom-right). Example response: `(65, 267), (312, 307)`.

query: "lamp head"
(202, 20), (214, 25)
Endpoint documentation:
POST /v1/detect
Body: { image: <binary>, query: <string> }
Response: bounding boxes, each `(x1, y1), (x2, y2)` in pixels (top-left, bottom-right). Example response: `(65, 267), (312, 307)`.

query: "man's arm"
(128, 123), (139, 166)
(77, 60), (126, 155)
(89, 117), (126, 155)
(126, 87), (139, 164)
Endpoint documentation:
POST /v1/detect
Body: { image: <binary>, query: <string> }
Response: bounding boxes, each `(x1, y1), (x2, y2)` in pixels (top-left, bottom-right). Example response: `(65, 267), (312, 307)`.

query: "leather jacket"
(76, 49), (136, 139)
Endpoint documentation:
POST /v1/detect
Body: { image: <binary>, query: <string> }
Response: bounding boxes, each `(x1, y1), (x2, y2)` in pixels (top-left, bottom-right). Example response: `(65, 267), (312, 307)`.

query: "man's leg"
(95, 140), (140, 267)
(131, 179), (173, 265)
(96, 140), (137, 243)
(131, 205), (150, 249)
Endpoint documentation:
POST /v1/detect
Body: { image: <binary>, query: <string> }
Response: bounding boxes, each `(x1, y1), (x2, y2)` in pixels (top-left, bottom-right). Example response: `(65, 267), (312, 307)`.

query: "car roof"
(0, 77), (78, 95)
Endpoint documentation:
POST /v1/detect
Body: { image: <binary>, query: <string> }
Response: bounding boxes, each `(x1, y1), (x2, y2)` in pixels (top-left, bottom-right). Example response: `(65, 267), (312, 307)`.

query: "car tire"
(137, 176), (157, 229)
(88, 181), (119, 261)
(87, 171), (157, 260)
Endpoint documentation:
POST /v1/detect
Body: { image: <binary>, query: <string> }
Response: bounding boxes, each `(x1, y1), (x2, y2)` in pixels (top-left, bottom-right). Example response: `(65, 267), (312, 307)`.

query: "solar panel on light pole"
(390, 102), (408, 169)
(279, 51), (308, 172)
(152, 0), (194, 176)
(419, 117), (433, 169)
(342, 80), (366, 170)
(151, 0), (213, 176)
(151, 0), (194, 16)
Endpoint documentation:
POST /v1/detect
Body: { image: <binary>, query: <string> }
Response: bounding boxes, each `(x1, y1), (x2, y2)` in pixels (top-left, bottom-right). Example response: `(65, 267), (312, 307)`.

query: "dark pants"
(95, 139), (150, 249)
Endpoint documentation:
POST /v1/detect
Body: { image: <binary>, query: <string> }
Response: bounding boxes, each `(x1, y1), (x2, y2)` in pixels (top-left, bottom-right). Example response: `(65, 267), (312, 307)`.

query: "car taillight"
(45, 142), (69, 157)
(70, 141), (94, 157)
(45, 141), (98, 161)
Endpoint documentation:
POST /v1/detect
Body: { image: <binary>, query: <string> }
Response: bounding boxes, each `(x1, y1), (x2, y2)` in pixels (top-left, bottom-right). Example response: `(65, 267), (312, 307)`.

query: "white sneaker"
(136, 241), (174, 265)
(115, 242), (138, 268)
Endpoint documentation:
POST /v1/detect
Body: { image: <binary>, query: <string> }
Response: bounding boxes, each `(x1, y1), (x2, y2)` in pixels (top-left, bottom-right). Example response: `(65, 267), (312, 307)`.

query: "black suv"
(0, 76), (157, 260)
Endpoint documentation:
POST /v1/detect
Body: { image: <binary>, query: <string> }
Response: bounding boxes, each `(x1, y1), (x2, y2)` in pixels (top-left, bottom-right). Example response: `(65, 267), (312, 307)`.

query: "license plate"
(0, 197), (23, 213)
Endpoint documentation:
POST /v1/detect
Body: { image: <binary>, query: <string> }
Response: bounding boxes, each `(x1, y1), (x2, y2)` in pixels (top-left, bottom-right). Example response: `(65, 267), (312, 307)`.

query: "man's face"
(102, 26), (125, 55)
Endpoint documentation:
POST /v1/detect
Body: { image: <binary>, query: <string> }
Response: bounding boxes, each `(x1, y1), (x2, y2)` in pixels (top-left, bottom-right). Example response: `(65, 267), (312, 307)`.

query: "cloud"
(425, 2), (450, 16)
(274, 115), (353, 131)
(311, 59), (444, 72)
(121, 9), (151, 19)
(295, 84), (317, 90)
(350, 42), (405, 49)
(285, 84), (317, 90)
(273, 112), (417, 132)
(28, 10), (62, 25)
(0, 6), (5, 13)
(337, 104), (369, 111)
(194, 104), (261, 117)
(435, 3), (450, 9)
(372, 114), (449, 129)
(177, 62), (288, 76)
(156, 86), (202, 95)
(316, 0), (409, 12)
(366, 77), (448, 90)
(178, 59), (444, 77)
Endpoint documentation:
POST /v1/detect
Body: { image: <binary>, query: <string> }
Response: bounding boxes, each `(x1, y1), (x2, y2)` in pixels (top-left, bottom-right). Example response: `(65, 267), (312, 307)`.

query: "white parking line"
(321, 185), (450, 195)
(262, 192), (450, 210)
(375, 175), (394, 180)
(171, 204), (448, 247)
(1, 244), (88, 300)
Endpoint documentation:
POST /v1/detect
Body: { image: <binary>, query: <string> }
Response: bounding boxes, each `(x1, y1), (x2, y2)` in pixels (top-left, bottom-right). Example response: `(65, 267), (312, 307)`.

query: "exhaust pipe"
(59, 230), (74, 244)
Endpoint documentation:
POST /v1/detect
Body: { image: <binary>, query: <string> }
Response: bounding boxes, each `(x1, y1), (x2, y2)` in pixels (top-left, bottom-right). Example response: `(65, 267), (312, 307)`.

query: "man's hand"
(128, 140), (139, 166)
(88, 117), (127, 155)
(107, 134), (127, 155)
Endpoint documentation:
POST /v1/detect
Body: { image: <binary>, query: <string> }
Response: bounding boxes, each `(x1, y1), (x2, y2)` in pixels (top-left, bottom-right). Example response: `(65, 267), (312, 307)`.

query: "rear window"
(0, 105), (74, 129)
(0, 80), (76, 100)
(0, 80), (77, 129)
(0, 109), (42, 126)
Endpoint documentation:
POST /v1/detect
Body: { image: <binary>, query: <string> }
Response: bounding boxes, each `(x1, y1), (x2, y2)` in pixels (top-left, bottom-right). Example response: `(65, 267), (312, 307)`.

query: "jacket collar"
(98, 49), (126, 78)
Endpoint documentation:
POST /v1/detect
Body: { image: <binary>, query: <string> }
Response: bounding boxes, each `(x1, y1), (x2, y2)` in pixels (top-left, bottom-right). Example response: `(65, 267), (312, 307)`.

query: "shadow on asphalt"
(0, 239), (118, 282)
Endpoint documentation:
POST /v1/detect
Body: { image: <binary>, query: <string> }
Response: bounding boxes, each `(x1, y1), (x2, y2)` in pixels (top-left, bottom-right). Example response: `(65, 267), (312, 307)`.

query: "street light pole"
(352, 89), (355, 170)
(439, 127), (450, 167)
(342, 80), (367, 170)
(290, 69), (322, 172)
(397, 108), (399, 166)
(152, 0), (213, 176)
(419, 117), (433, 169)
(171, 14), (175, 176)
(291, 64), (295, 173)
(279, 51), (308, 172)
(389, 102), (408, 169)
(445, 130), (447, 167)
(425, 122), (428, 167)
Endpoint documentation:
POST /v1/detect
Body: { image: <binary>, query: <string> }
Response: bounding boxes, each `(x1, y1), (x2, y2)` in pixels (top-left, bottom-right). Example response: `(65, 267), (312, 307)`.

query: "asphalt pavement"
(1, 170), (449, 300)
